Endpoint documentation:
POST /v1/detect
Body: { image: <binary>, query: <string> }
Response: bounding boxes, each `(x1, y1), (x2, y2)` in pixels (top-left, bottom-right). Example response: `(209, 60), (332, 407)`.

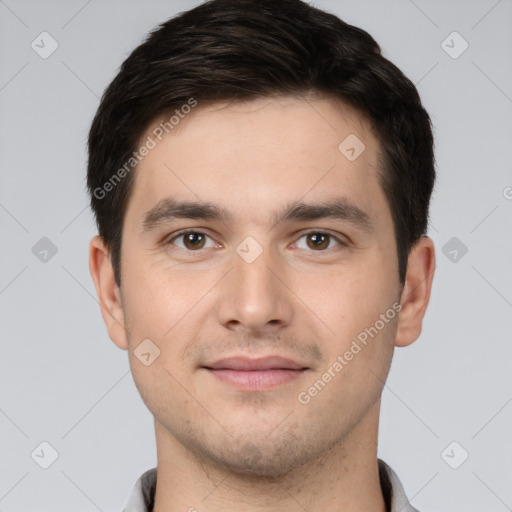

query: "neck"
(152, 400), (386, 512)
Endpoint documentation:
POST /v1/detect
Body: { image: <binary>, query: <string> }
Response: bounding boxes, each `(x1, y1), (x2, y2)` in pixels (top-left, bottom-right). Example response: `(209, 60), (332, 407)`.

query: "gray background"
(1, 0), (511, 510)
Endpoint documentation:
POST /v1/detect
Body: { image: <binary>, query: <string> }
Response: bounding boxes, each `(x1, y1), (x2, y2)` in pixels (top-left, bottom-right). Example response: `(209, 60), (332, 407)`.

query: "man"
(87, 0), (436, 510)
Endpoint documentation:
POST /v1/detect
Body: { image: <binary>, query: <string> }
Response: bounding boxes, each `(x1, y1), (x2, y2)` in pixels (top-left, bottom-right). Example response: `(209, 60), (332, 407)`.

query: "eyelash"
(164, 229), (348, 252)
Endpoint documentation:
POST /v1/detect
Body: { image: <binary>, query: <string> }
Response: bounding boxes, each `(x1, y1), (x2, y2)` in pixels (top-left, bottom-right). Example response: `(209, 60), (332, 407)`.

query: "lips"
(202, 356), (309, 390)
(202, 355), (308, 371)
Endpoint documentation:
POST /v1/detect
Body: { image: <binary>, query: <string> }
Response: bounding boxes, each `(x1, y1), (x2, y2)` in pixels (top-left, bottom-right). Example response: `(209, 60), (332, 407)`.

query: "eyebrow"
(140, 196), (372, 234)
(271, 198), (372, 231)
(141, 198), (232, 233)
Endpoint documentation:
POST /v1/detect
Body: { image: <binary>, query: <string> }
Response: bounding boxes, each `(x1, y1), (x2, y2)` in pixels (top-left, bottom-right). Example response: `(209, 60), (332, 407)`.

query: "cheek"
(311, 263), (391, 318)
(302, 258), (398, 365)
(121, 252), (207, 339)
(128, 359), (183, 425)
(304, 294), (397, 412)
(120, 257), (224, 393)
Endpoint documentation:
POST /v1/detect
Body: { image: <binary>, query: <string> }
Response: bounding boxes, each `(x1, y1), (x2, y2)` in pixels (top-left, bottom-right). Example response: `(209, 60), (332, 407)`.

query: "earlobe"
(395, 236), (436, 348)
(88, 235), (129, 350)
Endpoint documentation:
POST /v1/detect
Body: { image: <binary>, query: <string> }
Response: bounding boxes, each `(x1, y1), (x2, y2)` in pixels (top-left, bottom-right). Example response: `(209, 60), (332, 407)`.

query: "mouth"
(201, 355), (310, 391)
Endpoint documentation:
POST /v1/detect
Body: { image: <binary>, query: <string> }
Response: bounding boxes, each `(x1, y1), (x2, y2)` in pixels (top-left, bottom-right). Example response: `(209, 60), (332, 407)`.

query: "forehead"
(125, 95), (386, 229)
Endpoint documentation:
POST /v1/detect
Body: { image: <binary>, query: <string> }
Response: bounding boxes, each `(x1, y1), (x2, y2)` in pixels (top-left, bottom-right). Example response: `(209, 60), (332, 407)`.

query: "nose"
(215, 242), (294, 336)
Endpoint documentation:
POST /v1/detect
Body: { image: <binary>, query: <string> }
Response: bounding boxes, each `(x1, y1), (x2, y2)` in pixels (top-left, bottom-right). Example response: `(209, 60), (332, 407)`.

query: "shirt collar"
(122, 459), (419, 512)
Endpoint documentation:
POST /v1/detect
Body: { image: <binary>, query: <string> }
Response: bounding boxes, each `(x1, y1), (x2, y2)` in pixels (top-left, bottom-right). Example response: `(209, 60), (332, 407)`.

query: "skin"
(89, 95), (435, 512)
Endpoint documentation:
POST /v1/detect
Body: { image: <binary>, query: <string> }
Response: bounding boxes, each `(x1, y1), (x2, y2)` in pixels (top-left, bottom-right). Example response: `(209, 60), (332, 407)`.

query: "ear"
(89, 235), (129, 350)
(395, 236), (436, 347)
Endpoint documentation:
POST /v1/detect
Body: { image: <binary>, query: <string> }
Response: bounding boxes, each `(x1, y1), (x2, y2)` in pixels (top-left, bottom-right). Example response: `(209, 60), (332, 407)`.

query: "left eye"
(169, 231), (218, 250)
(294, 232), (342, 251)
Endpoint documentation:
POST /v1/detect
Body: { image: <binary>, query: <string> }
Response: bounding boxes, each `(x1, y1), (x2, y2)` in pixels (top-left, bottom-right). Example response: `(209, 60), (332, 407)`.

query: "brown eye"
(306, 233), (331, 250)
(182, 232), (206, 250)
(293, 231), (343, 251)
(168, 231), (216, 251)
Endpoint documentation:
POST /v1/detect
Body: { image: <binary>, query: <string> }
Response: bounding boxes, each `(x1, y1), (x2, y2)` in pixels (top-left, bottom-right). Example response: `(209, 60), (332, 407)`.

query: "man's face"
(117, 96), (400, 477)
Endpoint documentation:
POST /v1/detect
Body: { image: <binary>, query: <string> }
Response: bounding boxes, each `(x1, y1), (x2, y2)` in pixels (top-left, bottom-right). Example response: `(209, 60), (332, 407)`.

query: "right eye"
(165, 230), (219, 251)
